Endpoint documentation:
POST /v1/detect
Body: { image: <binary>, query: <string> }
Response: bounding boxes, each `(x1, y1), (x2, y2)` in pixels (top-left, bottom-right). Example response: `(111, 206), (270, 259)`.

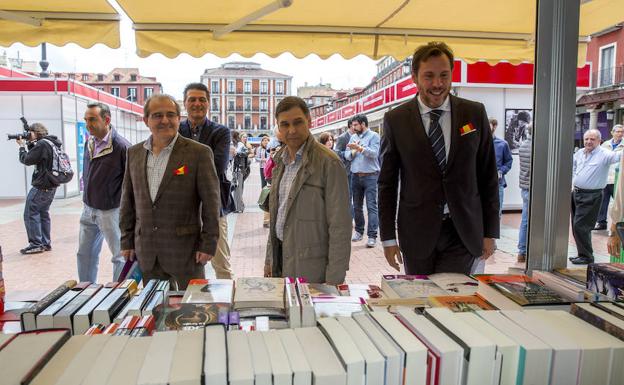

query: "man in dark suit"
(120, 94), (221, 289)
(378, 41), (499, 275)
(179, 82), (234, 279)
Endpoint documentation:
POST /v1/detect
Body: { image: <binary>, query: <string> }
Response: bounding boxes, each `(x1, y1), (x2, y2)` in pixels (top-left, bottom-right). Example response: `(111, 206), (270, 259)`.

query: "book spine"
(296, 279), (316, 327)
(20, 280), (77, 331)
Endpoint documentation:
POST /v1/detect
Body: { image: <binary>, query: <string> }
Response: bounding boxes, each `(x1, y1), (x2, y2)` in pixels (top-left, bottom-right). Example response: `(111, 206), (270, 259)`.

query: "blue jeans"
(352, 173), (379, 238)
(498, 184), (505, 217)
(24, 187), (56, 247)
(518, 188), (530, 255)
(77, 205), (125, 282)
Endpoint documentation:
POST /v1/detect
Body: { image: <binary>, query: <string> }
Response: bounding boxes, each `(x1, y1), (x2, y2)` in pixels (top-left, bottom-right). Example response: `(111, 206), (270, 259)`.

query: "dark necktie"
(428, 109), (446, 173)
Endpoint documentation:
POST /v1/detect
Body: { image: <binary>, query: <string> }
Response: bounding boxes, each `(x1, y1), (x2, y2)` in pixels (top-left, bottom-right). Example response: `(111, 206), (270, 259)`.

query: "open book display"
(2, 270), (624, 385)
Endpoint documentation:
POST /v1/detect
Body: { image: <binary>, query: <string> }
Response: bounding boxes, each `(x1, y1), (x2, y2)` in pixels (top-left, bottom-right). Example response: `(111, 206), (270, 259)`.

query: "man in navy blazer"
(378, 42), (500, 274)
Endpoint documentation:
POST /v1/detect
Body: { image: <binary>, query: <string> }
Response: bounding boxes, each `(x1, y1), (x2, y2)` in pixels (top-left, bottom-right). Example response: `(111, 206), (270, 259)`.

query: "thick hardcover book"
(169, 328), (204, 385)
(181, 278), (234, 304)
(92, 279), (138, 326)
(105, 336), (151, 385)
(30, 335), (91, 385)
(428, 295), (496, 312)
(570, 302), (624, 340)
(227, 330), (255, 385)
(285, 277), (302, 328)
(276, 329), (312, 385)
(317, 317), (366, 385)
(36, 282), (90, 329)
(21, 280), (77, 331)
(136, 330), (177, 385)
(587, 263), (624, 300)
(336, 317), (385, 385)
(203, 325), (227, 385)
(381, 275), (447, 299)
(81, 335), (130, 385)
(142, 291), (164, 316)
(295, 278), (315, 327)
(53, 283), (102, 332)
(294, 327), (347, 385)
(234, 277), (285, 310)
(475, 274), (568, 306)
(164, 302), (230, 330)
(262, 331), (294, 385)
(73, 282), (119, 335)
(0, 328), (70, 385)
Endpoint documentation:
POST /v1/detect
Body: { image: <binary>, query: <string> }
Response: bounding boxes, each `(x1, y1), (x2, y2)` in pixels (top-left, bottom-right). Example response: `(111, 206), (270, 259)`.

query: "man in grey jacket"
(264, 96), (351, 284)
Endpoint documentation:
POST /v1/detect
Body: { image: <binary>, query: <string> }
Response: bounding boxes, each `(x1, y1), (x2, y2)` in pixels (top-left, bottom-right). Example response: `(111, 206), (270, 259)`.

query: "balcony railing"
(592, 66), (624, 88)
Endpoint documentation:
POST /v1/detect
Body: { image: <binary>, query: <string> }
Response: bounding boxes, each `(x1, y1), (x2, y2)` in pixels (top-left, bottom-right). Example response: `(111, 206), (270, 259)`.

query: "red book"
(85, 324), (105, 335)
(102, 323), (119, 335)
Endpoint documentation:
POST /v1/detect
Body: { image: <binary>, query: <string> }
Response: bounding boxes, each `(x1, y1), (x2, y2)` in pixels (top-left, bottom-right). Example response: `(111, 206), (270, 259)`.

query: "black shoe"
(20, 245), (44, 255)
(42, 245), (52, 251)
(569, 256), (594, 265)
(593, 223), (607, 231)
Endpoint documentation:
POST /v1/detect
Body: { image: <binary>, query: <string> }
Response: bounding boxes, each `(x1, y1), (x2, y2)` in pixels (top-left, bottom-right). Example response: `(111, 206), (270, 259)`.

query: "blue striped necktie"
(428, 109), (446, 173)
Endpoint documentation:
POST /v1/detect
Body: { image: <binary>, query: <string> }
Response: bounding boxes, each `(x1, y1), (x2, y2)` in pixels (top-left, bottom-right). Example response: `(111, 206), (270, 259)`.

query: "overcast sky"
(0, 8), (378, 98)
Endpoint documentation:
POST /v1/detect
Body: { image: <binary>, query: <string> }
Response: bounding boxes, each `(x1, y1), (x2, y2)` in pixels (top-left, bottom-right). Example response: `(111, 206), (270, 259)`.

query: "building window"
(599, 44), (616, 87)
(114, 74), (121, 81)
(130, 74), (137, 81)
(245, 98), (252, 111)
(228, 115), (235, 129)
(211, 80), (219, 94)
(128, 87), (137, 102)
(260, 81), (268, 94)
(276, 81), (284, 95)
(228, 98), (235, 111)
(260, 116), (267, 130)
(97, 74), (104, 81)
(212, 115), (219, 123)
(111, 87), (120, 97)
(227, 80), (235, 93)
(244, 115), (251, 130)
(244, 81), (252, 93)
(144, 87), (154, 100)
(260, 98), (267, 112)
(82, 74), (89, 82)
(212, 98), (219, 111)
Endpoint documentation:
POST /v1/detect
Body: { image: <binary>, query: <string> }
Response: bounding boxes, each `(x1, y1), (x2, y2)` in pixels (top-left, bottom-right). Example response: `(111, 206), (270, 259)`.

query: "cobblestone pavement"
(0, 163), (609, 292)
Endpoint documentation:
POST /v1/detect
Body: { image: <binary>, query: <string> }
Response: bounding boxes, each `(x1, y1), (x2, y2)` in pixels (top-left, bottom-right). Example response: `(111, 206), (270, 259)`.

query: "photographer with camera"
(16, 122), (62, 255)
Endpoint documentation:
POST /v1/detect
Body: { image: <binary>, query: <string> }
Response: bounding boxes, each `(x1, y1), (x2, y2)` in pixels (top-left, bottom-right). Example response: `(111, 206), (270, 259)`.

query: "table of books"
(1, 268), (624, 385)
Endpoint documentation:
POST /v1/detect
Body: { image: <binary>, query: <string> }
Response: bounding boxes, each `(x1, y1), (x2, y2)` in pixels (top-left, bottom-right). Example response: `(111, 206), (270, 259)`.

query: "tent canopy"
(116, 0), (624, 63)
(0, 0), (120, 49)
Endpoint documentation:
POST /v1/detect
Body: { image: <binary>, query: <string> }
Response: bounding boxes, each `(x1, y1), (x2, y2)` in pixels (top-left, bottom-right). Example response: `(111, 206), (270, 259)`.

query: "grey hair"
(584, 128), (602, 141)
(612, 124), (624, 133)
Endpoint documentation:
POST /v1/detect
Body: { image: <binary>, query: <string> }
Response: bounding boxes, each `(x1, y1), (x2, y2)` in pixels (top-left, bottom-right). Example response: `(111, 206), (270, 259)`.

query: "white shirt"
(572, 146), (620, 190)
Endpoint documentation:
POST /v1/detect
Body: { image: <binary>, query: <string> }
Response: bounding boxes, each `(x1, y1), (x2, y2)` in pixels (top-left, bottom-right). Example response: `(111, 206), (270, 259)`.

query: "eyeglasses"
(149, 112), (179, 120)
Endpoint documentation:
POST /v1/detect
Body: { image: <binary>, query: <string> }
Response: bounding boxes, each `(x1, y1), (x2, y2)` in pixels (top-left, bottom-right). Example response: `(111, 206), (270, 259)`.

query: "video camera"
(7, 117), (31, 141)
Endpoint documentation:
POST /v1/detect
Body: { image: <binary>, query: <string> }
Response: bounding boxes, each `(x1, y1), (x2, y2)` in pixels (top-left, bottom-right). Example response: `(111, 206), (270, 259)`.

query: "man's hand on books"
(480, 238), (496, 260)
(607, 233), (621, 257)
(195, 251), (213, 265)
(383, 245), (403, 271)
(120, 249), (135, 261)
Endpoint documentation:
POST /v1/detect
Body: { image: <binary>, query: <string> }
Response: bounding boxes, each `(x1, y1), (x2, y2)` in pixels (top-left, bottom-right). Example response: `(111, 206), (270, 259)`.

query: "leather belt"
(573, 186), (602, 193)
(354, 172), (378, 177)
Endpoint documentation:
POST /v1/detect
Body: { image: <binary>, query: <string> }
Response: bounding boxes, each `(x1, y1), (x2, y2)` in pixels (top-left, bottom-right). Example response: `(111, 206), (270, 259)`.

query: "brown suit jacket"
(119, 135), (221, 278)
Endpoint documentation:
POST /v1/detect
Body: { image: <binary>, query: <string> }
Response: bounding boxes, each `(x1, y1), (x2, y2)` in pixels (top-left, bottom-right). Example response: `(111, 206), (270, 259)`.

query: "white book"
(81, 335), (129, 385)
(262, 331), (293, 385)
(428, 273), (479, 295)
(501, 310), (581, 385)
(31, 335), (90, 385)
(318, 318), (366, 385)
(203, 325), (227, 385)
(277, 329), (312, 385)
(476, 310), (552, 385)
(476, 281), (523, 310)
(371, 312), (428, 385)
(544, 310), (624, 385)
(53, 334), (110, 385)
(352, 312), (403, 385)
(285, 278), (301, 328)
(73, 283), (117, 335)
(455, 312), (520, 385)
(396, 308), (464, 385)
(425, 308), (498, 385)
(127, 280), (158, 316)
(524, 309), (620, 385)
(36, 288), (82, 329)
(169, 329), (203, 385)
(137, 330), (178, 385)
(54, 284), (102, 332)
(336, 317), (385, 385)
(248, 332), (272, 385)
(294, 327), (347, 385)
(114, 289), (141, 324)
(234, 277), (285, 309)
(105, 337), (152, 385)
(227, 330), (255, 385)
(142, 290), (164, 316)
(296, 278), (316, 327)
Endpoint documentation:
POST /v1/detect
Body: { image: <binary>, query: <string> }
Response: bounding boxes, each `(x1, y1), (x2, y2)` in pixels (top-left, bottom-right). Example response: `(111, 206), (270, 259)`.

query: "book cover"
(428, 294), (496, 312)
(587, 263), (624, 300)
(336, 283), (383, 299)
(428, 273), (479, 295)
(381, 275), (447, 299)
(475, 274), (568, 306)
(234, 277), (285, 310)
(163, 302), (230, 330)
(181, 279), (234, 304)
(118, 259), (142, 284)
(21, 280), (77, 331)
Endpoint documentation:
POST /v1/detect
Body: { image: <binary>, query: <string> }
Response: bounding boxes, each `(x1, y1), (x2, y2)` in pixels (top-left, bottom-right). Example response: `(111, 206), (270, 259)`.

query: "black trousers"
(571, 188), (603, 258)
(404, 218), (475, 275)
(597, 183), (614, 225)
